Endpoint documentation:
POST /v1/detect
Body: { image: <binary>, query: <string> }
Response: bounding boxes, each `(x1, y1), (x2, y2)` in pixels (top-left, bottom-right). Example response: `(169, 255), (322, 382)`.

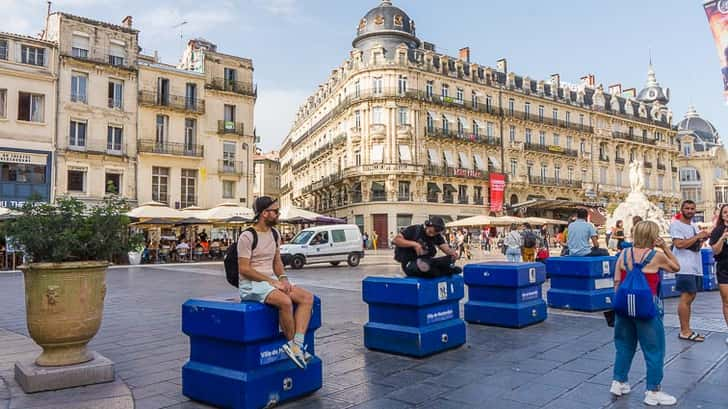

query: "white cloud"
(255, 88), (308, 151)
(253, 0), (298, 17)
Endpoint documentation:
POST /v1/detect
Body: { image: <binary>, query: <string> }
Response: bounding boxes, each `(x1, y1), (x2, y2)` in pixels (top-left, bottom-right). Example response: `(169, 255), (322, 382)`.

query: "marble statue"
(607, 160), (670, 238)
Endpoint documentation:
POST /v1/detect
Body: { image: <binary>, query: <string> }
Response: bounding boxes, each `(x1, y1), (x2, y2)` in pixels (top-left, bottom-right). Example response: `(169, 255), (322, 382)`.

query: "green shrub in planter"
(1, 196), (134, 263)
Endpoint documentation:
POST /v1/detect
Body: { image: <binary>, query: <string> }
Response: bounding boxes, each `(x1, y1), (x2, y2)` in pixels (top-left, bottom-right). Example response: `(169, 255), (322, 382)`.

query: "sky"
(4, 0), (727, 152)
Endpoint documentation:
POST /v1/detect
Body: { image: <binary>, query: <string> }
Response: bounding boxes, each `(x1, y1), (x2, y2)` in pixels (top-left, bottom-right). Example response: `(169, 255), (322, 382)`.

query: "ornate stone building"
(43, 13), (140, 204)
(279, 0), (680, 245)
(253, 151), (280, 202)
(676, 106), (728, 222)
(0, 33), (57, 207)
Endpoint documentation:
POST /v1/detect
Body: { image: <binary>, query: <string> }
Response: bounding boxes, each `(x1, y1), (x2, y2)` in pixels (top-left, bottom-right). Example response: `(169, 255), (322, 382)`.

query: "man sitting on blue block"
(566, 208), (609, 257)
(393, 216), (461, 278)
(238, 196), (314, 369)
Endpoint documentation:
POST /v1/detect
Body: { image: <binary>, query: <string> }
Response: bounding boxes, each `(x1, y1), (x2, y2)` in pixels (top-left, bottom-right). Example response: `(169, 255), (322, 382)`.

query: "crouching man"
(393, 216), (461, 277)
(238, 196), (314, 369)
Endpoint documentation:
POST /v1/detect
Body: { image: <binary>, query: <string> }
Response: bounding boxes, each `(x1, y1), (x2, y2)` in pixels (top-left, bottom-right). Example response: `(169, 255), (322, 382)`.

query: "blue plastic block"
(363, 319), (466, 357)
(550, 276), (615, 292)
(660, 279), (680, 298)
(183, 358), (322, 409)
(547, 288), (614, 311)
(701, 248), (714, 265)
(545, 256), (616, 278)
(704, 270), (719, 291)
(368, 300), (461, 327)
(182, 296), (323, 409)
(362, 275), (464, 306)
(467, 285), (542, 305)
(463, 262), (546, 288)
(465, 299), (547, 328)
(363, 276), (466, 357)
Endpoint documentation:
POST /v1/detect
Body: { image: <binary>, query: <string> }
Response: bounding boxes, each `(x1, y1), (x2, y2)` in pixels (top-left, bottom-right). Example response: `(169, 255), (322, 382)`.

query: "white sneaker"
(644, 390), (677, 406)
(610, 381), (631, 396)
(281, 342), (306, 369)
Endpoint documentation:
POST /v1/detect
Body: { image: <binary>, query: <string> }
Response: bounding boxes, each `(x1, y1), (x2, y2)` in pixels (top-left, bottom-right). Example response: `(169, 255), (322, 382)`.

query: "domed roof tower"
(677, 105), (721, 151)
(637, 62), (670, 105)
(352, 0), (420, 63)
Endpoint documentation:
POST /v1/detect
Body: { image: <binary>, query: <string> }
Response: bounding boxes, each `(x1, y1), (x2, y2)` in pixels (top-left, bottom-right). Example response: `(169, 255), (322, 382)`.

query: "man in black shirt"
(393, 216), (461, 278)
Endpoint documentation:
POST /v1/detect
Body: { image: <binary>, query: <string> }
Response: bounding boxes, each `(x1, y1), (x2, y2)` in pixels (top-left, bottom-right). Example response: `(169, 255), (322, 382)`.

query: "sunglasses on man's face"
(265, 208), (280, 215)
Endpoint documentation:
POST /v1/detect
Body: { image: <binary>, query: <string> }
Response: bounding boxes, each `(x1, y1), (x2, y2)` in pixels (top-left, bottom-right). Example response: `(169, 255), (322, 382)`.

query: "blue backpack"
(614, 248), (658, 320)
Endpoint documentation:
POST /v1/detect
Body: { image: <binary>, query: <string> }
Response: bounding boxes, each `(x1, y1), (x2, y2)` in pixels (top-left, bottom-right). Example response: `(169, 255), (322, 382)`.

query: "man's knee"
(267, 291), (293, 310)
(294, 287), (314, 305)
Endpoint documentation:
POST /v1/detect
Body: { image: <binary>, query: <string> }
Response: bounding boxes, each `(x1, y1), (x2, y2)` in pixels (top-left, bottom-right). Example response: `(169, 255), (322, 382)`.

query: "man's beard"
(264, 218), (278, 227)
(681, 212), (693, 220)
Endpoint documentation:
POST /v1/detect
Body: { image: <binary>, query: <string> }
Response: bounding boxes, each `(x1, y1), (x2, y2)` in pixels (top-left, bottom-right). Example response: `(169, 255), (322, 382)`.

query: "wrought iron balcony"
(427, 193), (439, 203)
(351, 193), (363, 203)
(425, 127), (501, 146)
(474, 197), (484, 205)
(139, 91), (205, 114)
(598, 155), (610, 162)
(644, 161), (653, 169)
(458, 196), (470, 204)
(208, 78), (257, 98)
(64, 48), (134, 70)
(528, 175), (583, 188)
(218, 160), (246, 175)
(523, 143), (578, 157)
(217, 120), (247, 136)
(424, 165), (489, 180)
(370, 192), (387, 202)
(615, 157), (626, 165)
(398, 193), (412, 201)
(504, 110), (594, 132)
(137, 140), (204, 158)
(443, 195), (454, 204)
(657, 163), (666, 171)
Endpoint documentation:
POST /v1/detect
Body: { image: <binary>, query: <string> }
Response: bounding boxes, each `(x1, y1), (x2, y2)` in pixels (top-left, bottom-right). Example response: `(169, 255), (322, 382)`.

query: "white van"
(280, 224), (364, 269)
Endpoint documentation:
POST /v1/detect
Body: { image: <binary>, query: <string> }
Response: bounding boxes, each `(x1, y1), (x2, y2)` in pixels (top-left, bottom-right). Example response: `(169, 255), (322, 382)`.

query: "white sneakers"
(611, 382), (676, 406)
(644, 390), (677, 406)
(610, 381), (631, 396)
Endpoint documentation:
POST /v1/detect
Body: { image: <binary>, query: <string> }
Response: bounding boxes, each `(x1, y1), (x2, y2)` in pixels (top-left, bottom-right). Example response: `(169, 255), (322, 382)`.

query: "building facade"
(178, 39), (257, 208)
(676, 106), (728, 222)
(43, 13), (140, 204)
(279, 0), (681, 246)
(253, 151), (280, 201)
(0, 33), (57, 207)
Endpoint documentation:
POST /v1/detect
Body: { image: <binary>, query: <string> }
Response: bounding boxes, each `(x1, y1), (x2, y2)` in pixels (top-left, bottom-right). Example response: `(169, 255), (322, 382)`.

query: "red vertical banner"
(489, 173), (506, 213)
(704, 0), (728, 103)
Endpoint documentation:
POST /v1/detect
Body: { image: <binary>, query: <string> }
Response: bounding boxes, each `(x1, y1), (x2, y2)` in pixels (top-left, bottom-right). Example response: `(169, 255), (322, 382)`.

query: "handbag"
(608, 238), (618, 250)
(614, 249), (658, 320)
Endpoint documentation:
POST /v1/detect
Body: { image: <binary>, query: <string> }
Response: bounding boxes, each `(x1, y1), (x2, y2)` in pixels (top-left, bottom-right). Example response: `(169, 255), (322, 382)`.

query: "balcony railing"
(644, 161), (653, 169)
(65, 48), (133, 70)
(137, 140), (204, 158)
(398, 193), (412, 201)
(458, 196), (469, 204)
(70, 93), (87, 104)
(424, 165), (489, 180)
(504, 110), (594, 132)
(672, 167), (678, 173)
(370, 192), (387, 202)
(218, 160), (246, 175)
(351, 193), (363, 204)
(443, 195), (454, 204)
(615, 157), (626, 165)
(474, 197), (484, 205)
(657, 163), (666, 171)
(309, 143), (333, 161)
(598, 155), (610, 162)
(523, 143), (578, 157)
(208, 78), (257, 98)
(427, 194), (439, 203)
(217, 120), (247, 136)
(138, 91), (205, 114)
(425, 127), (501, 146)
(528, 175), (583, 188)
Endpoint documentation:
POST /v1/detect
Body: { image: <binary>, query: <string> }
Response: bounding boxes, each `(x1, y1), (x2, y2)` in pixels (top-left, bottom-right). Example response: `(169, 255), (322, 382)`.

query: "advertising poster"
(489, 173), (506, 213)
(704, 0), (728, 102)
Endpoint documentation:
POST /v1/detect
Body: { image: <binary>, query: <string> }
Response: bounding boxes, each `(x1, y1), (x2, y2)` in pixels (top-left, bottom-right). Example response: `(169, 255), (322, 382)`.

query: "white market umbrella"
(126, 201), (184, 219)
(446, 215), (495, 227)
(203, 203), (255, 221)
(180, 206), (208, 218)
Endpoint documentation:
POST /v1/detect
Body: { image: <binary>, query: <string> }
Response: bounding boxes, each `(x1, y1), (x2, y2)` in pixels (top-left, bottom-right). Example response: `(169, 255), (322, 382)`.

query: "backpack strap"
(244, 227), (258, 252)
(641, 249), (657, 266)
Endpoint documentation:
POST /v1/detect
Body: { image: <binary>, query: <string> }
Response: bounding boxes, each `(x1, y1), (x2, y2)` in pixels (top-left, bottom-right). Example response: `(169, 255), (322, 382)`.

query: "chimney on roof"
(122, 16), (133, 29)
(459, 47), (470, 63)
(496, 58), (507, 74)
(551, 74), (560, 88)
(608, 83), (622, 96)
(623, 88), (636, 98)
(580, 74), (596, 87)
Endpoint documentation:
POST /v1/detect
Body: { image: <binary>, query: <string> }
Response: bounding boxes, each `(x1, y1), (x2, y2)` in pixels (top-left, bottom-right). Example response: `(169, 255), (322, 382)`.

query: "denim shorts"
(675, 274), (703, 294)
(239, 280), (276, 303)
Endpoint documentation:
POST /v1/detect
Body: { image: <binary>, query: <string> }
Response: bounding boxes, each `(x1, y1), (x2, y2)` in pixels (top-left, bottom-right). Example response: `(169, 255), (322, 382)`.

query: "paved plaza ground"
(0, 251), (726, 409)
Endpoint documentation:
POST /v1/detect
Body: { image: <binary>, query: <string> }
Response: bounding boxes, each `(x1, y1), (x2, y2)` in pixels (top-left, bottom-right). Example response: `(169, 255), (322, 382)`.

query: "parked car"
(280, 224), (364, 269)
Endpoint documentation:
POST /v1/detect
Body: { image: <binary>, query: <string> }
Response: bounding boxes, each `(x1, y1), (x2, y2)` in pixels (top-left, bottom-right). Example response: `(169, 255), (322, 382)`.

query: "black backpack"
(523, 231), (537, 248)
(225, 227), (280, 287)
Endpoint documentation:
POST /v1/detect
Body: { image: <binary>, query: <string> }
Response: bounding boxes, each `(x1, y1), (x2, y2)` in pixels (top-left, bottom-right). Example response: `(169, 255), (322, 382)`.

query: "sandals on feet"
(678, 332), (705, 342)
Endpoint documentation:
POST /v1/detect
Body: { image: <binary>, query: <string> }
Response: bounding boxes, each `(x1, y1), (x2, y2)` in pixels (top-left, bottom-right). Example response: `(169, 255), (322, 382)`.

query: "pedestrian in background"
(362, 232), (369, 250)
(504, 224), (523, 262)
(611, 221), (680, 406)
(708, 203), (728, 345)
(521, 223), (538, 262)
(371, 231), (378, 250)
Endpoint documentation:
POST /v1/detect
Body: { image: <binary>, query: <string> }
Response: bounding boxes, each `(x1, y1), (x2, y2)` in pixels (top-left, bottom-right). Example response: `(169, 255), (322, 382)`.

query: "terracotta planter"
(20, 261), (108, 367)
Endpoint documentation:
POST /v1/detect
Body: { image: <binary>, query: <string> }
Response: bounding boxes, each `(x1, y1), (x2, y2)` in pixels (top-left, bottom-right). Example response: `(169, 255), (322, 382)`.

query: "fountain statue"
(607, 161), (670, 238)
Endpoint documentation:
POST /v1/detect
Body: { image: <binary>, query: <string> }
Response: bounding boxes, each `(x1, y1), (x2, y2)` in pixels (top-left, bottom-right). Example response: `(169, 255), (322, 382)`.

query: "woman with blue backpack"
(611, 221), (681, 406)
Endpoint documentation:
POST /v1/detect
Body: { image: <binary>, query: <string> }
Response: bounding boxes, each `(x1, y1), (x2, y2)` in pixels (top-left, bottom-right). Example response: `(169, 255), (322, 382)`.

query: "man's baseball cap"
(253, 196), (278, 220)
(425, 216), (446, 232)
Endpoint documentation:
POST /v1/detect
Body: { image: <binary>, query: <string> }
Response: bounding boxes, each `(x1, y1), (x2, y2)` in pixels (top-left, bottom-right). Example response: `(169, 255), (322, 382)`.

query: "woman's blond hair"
(632, 220), (660, 248)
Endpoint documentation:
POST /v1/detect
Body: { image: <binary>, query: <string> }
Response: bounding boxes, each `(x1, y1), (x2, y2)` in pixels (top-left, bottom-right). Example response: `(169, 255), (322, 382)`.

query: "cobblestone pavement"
(0, 253), (726, 409)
